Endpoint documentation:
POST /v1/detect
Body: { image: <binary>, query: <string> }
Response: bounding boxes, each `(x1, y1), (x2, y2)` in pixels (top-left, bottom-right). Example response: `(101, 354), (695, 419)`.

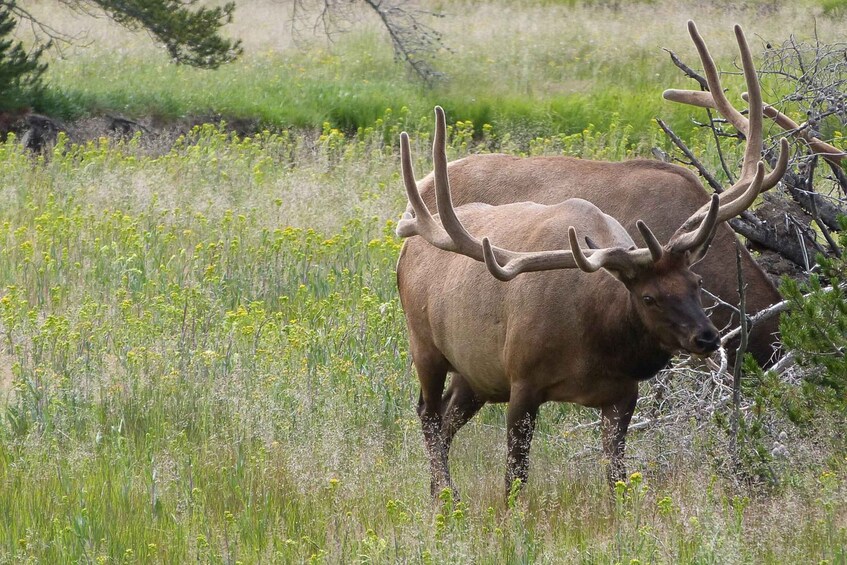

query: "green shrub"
(780, 217), (847, 404)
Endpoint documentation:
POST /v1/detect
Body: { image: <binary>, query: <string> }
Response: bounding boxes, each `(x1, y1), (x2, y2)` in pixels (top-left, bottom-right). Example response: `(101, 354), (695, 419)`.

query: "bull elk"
(396, 101), (785, 496)
(397, 22), (793, 368)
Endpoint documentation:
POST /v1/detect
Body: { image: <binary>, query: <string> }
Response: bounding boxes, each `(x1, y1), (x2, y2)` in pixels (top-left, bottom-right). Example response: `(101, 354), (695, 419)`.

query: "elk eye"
(642, 295), (655, 306)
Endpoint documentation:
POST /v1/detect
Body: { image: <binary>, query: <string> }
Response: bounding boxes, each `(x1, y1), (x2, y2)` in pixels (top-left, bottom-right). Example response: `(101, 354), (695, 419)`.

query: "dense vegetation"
(0, 1), (845, 562)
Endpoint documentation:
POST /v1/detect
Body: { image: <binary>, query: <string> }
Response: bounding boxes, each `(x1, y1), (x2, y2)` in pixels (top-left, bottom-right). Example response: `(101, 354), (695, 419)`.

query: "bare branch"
(664, 47), (709, 90)
(656, 118), (724, 192)
(290, 0), (444, 85)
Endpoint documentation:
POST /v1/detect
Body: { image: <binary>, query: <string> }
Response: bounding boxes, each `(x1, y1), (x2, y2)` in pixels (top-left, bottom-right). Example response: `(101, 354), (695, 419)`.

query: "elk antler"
(397, 107), (594, 275)
(398, 107), (725, 282)
(400, 105), (769, 281)
(663, 22), (789, 236)
(664, 23), (845, 165)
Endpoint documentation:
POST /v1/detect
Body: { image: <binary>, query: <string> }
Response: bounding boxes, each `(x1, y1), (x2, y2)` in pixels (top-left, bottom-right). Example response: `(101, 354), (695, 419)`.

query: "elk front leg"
(600, 392), (637, 488)
(505, 388), (540, 496)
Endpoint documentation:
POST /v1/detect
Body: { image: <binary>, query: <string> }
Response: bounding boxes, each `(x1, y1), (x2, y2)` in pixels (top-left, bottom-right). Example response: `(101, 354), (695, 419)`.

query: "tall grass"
(0, 118), (844, 563)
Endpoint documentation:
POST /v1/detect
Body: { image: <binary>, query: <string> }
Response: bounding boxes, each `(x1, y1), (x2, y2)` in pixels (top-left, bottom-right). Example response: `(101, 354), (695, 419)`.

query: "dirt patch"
(1, 111), (265, 156)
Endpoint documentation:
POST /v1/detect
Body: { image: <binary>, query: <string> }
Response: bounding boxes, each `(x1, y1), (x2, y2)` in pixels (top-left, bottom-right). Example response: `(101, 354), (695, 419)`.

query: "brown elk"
(398, 22), (791, 368)
(396, 102), (785, 497)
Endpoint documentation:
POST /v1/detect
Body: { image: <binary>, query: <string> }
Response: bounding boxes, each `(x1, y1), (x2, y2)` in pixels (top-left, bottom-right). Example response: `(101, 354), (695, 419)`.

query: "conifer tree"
(0, 5), (47, 112)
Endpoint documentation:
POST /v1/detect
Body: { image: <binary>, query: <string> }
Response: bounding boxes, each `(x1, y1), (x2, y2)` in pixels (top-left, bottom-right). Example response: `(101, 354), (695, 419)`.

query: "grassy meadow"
(30, 0), (847, 142)
(1, 0), (846, 563)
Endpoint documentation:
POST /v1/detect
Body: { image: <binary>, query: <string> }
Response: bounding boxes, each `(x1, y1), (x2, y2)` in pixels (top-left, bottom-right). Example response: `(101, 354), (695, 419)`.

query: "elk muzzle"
(689, 324), (720, 355)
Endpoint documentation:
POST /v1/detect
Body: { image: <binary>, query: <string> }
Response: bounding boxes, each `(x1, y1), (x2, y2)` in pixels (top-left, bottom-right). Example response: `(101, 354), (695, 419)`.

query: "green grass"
(0, 119), (844, 563)
(40, 38), (678, 145)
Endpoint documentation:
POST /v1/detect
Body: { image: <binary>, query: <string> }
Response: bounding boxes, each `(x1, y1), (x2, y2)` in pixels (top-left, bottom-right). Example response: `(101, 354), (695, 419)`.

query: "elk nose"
(694, 328), (720, 353)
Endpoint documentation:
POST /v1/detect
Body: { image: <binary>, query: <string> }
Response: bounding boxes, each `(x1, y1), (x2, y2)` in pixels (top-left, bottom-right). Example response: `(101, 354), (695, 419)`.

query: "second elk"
(398, 23), (790, 368)
(396, 106), (785, 498)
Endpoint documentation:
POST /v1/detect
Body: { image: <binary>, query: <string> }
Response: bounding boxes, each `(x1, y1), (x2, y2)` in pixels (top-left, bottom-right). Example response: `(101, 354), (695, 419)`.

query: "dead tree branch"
(290, 0), (444, 85)
(730, 244), (747, 472)
(656, 118), (724, 192)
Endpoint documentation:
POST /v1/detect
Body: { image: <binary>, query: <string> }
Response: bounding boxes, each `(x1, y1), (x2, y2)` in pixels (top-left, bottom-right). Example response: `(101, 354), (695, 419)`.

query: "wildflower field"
(1, 0), (846, 563)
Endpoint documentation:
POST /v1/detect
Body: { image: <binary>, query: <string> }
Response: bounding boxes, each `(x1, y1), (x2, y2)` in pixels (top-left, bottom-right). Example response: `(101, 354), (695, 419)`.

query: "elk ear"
(604, 245), (641, 281)
(600, 263), (638, 285)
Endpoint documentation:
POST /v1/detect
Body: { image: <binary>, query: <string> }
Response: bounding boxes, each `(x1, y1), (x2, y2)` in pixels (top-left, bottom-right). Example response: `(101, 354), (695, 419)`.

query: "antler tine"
(764, 137), (790, 187)
(714, 161), (765, 223)
(395, 131), (456, 249)
(636, 220), (663, 262)
(686, 21), (750, 137)
(662, 89), (716, 110)
(568, 227), (602, 272)
(432, 106), (486, 260)
(735, 24), (762, 184)
(669, 194), (720, 253)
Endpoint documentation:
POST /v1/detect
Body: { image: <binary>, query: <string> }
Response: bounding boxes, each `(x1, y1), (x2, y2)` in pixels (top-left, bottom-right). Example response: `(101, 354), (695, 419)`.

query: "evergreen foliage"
(91, 0), (242, 68)
(780, 217), (847, 401)
(0, 5), (47, 112)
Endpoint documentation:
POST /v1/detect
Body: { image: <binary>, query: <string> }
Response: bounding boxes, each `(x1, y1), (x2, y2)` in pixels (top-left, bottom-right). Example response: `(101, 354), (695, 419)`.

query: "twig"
(825, 159), (847, 197)
(721, 283), (846, 346)
(703, 288), (743, 319)
(663, 47), (709, 90)
(655, 118), (723, 192)
(706, 107), (736, 185)
(815, 218), (842, 257)
(730, 243), (747, 473)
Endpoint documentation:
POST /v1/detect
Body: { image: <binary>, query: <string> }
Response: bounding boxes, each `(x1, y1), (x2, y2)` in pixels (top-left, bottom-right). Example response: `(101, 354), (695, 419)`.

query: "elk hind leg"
(505, 387), (540, 496)
(440, 373), (485, 451)
(413, 350), (452, 498)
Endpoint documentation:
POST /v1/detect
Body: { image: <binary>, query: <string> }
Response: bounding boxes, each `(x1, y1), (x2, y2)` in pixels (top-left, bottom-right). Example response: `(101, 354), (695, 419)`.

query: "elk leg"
(440, 373), (485, 453)
(600, 393), (637, 488)
(414, 353), (451, 498)
(504, 389), (540, 495)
